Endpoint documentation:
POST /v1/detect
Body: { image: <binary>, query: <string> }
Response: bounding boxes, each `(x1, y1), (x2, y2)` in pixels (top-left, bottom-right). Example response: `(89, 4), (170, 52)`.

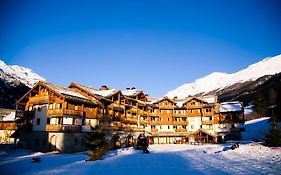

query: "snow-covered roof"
(45, 83), (89, 100)
(93, 89), (119, 97)
(150, 97), (175, 104)
(2, 112), (16, 121)
(219, 101), (243, 112)
(122, 89), (143, 97)
(202, 96), (217, 104)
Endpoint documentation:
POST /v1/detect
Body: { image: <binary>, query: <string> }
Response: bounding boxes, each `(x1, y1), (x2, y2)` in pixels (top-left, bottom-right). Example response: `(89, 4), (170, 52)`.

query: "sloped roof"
(17, 81), (98, 105)
(219, 101), (243, 112)
(69, 82), (119, 98)
(122, 89), (143, 97)
(150, 96), (176, 104)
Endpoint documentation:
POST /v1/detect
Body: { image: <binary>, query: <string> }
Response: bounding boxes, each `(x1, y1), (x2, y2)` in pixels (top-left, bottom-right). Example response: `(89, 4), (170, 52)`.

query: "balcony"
(112, 103), (125, 111)
(29, 96), (49, 104)
(219, 118), (244, 123)
(138, 110), (149, 116)
(46, 124), (82, 132)
(187, 104), (203, 109)
(231, 127), (245, 132)
(47, 109), (84, 117)
(173, 121), (188, 126)
(151, 129), (158, 133)
(121, 117), (138, 124)
(16, 110), (34, 119)
(174, 113), (187, 117)
(140, 120), (150, 125)
(159, 106), (173, 109)
(202, 120), (214, 125)
(0, 122), (17, 130)
(150, 113), (159, 117)
(175, 129), (187, 132)
(202, 112), (213, 117)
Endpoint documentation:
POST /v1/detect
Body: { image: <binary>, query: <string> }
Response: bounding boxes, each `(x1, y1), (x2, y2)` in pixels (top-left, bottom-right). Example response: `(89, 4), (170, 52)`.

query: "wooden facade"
(10, 81), (245, 152)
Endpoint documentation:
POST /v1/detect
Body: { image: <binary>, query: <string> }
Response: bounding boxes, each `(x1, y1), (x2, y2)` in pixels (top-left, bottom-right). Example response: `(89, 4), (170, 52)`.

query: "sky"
(1, 0), (281, 97)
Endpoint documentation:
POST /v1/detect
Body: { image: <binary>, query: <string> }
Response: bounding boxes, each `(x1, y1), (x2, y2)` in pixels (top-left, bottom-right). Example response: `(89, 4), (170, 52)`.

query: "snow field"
(1, 144), (280, 175)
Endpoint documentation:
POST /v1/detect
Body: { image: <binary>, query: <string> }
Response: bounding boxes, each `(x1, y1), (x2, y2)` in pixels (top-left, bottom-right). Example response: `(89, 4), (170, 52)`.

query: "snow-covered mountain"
(0, 60), (45, 108)
(0, 60), (45, 88)
(166, 54), (281, 99)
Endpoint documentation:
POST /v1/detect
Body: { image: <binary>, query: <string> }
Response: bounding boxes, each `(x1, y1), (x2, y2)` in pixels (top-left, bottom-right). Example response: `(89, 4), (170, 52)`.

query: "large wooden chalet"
(9, 81), (245, 152)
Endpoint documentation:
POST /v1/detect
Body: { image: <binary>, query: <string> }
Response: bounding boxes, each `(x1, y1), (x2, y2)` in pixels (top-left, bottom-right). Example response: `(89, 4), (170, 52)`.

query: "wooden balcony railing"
(0, 122), (17, 130)
(16, 110), (35, 119)
(121, 117), (138, 124)
(175, 129), (187, 132)
(187, 104), (203, 109)
(202, 112), (214, 116)
(173, 113), (187, 117)
(138, 110), (149, 116)
(139, 120), (150, 125)
(173, 121), (188, 126)
(47, 109), (84, 117)
(151, 129), (158, 133)
(219, 118), (244, 123)
(150, 113), (159, 117)
(29, 96), (49, 104)
(45, 124), (82, 132)
(202, 120), (214, 125)
(159, 106), (173, 109)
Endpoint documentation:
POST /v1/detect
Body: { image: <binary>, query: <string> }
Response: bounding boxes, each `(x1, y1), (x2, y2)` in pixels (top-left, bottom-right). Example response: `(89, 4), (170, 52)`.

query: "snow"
(244, 105), (254, 118)
(0, 60), (45, 88)
(92, 89), (118, 97)
(122, 89), (142, 97)
(166, 54), (281, 99)
(2, 112), (16, 121)
(219, 101), (243, 112)
(242, 117), (271, 141)
(1, 144), (280, 175)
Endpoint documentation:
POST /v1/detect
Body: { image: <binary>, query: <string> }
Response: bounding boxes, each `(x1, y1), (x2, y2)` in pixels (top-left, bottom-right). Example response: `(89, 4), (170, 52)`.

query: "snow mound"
(0, 60), (45, 88)
(166, 54), (281, 99)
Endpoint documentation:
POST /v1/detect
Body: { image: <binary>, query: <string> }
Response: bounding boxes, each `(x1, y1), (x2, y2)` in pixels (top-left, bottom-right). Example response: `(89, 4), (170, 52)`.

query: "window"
(58, 118), (63, 125)
(191, 125), (194, 129)
(167, 110), (170, 114)
(190, 110), (193, 113)
(75, 105), (79, 110)
(38, 107), (42, 111)
(82, 119), (86, 125)
(58, 103), (62, 109)
(206, 108), (211, 112)
(47, 118), (51, 124)
(182, 125), (187, 129)
(209, 116), (212, 120)
(168, 126), (170, 129)
(167, 118), (169, 121)
(160, 126), (162, 129)
(36, 118), (40, 125)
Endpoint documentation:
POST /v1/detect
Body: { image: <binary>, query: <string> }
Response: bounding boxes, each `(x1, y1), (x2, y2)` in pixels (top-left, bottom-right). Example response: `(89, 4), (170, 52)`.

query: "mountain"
(166, 54), (281, 99)
(0, 60), (45, 108)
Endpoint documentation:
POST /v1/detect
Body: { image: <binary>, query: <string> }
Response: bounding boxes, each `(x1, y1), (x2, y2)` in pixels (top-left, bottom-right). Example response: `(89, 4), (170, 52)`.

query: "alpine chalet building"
(12, 81), (245, 152)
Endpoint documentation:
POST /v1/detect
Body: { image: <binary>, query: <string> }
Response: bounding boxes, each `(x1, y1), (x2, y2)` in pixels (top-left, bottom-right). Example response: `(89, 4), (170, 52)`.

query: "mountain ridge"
(166, 54), (281, 99)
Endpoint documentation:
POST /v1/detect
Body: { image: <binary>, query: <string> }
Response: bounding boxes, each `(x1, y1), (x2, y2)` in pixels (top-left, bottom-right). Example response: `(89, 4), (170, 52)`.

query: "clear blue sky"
(1, 0), (281, 97)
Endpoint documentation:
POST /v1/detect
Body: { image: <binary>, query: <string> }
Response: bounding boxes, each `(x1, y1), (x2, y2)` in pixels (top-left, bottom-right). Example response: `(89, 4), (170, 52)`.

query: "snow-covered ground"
(1, 144), (280, 175)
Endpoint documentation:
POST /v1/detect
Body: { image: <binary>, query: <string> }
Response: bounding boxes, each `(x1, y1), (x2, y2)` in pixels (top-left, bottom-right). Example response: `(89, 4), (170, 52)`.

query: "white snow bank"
(1, 144), (280, 175)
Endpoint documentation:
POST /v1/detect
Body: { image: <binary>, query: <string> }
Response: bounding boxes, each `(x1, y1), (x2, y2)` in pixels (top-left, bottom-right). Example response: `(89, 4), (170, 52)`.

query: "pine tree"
(264, 121), (281, 147)
(85, 125), (109, 161)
